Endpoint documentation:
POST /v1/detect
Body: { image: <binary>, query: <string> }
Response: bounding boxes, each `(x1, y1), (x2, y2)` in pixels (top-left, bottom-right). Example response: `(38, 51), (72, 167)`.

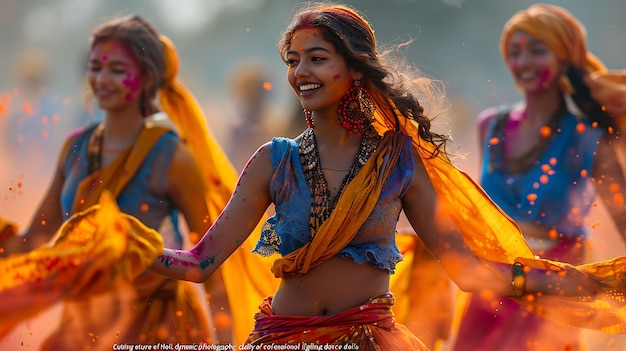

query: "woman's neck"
(523, 87), (563, 122)
(312, 116), (360, 147)
(103, 110), (145, 150)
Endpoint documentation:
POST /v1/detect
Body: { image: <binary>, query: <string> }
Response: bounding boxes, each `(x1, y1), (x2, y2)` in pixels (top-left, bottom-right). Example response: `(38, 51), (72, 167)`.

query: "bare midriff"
(271, 256), (390, 316)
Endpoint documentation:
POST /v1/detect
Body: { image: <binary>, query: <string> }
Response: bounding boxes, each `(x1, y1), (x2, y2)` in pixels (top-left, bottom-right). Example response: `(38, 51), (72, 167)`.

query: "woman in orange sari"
(149, 3), (626, 350)
(1, 15), (226, 349)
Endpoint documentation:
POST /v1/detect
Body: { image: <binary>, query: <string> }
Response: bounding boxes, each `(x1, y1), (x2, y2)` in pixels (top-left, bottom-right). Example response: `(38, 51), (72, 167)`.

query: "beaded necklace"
(86, 123), (106, 174)
(299, 126), (381, 237)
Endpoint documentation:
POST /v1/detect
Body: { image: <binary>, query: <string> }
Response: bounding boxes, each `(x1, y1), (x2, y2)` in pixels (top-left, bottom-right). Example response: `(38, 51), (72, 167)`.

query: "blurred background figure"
(221, 59), (288, 171)
(451, 4), (626, 351)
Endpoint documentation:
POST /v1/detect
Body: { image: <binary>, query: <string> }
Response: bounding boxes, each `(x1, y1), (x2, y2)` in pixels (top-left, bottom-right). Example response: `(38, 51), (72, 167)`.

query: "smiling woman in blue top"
(148, 2), (626, 349)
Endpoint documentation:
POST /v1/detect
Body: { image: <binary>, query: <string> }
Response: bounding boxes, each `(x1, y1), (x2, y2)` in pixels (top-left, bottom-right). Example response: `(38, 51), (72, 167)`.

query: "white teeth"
(300, 84), (321, 91)
(519, 71), (535, 79)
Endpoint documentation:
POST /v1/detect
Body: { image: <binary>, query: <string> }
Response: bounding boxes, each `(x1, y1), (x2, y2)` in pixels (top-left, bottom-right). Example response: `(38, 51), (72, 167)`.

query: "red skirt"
(245, 293), (428, 351)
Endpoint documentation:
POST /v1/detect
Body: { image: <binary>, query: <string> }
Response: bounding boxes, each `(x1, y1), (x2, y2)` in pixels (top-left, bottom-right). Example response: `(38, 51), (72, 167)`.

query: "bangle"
(512, 261), (526, 297)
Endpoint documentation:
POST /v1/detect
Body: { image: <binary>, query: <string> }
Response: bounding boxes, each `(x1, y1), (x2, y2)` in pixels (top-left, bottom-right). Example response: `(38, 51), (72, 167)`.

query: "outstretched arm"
(150, 143), (273, 282)
(402, 153), (600, 298)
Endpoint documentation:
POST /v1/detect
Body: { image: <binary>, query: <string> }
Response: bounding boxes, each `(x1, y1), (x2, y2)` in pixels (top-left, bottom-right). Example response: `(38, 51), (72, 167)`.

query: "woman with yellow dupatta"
(149, 3), (626, 349)
(1, 15), (232, 349)
(451, 4), (626, 350)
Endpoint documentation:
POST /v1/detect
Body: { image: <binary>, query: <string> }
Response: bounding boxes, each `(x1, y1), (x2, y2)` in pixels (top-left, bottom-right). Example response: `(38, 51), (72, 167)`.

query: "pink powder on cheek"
(333, 74), (341, 81)
(123, 72), (142, 101)
(123, 73), (141, 92)
(538, 68), (552, 89)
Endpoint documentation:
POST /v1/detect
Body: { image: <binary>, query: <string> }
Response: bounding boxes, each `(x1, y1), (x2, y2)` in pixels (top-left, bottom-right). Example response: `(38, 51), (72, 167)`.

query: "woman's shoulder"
(477, 104), (513, 127)
(477, 103), (521, 137)
(60, 123), (99, 152)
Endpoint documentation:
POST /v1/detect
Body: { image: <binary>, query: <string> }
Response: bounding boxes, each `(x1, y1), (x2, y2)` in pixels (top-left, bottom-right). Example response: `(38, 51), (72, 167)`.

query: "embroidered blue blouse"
(253, 134), (415, 273)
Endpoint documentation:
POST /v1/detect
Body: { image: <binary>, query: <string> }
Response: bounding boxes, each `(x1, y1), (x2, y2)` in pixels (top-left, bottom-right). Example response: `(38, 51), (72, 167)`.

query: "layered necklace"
(299, 126), (381, 237)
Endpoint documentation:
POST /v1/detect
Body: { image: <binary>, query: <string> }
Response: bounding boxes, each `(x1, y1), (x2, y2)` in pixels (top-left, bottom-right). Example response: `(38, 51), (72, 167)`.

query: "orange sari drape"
(246, 294), (428, 350)
(0, 192), (164, 340)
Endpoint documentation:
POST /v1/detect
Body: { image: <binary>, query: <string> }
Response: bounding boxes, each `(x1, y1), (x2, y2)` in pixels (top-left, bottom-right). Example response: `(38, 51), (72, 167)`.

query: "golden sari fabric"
(159, 36), (278, 344)
(391, 233), (452, 351)
(0, 192), (164, 342)
(42, 273), (210, 349)
(71, 125), (169, 213)
(1, 125), (212, 348)
(246, 294), (428, 350)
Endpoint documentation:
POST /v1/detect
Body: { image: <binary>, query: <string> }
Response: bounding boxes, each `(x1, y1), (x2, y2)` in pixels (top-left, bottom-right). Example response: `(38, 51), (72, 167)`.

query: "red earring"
(304, 109), (314, 129)
(337, 79), (375, 136)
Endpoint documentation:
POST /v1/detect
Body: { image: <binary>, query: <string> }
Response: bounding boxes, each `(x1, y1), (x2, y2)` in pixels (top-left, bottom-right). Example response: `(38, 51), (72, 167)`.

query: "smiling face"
(87, 40), (143, 115)
(285, 28), (358, 118)
(505, 30), (563, 94)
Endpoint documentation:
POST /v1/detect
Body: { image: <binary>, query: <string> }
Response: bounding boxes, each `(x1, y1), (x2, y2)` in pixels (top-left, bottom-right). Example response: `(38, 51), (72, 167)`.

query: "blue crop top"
(60, 123), (185, 249)
(481, 109), (603, 237)
(253, 131), (415, 273)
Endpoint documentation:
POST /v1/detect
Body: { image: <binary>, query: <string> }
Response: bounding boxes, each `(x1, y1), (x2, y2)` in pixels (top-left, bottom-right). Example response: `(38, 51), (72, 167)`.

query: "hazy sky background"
(2, 0), (625, 170)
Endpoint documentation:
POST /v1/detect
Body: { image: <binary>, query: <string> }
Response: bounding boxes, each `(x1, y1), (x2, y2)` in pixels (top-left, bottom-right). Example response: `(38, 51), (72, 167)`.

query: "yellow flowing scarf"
(369, 86), (626, 333)
(0, 191), (163, 339)
(159, 36), (278, 344)
(272, 132), (405, 277)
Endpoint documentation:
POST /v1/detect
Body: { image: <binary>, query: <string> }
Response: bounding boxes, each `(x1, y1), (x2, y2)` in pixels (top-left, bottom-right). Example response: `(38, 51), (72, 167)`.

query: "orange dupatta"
(271, 131), (405, 278)
(71, 124), (170, 213)
(0, 191), (164, 339)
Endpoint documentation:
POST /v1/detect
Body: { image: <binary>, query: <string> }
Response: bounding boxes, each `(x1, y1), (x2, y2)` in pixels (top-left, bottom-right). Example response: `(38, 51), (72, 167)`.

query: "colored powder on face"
(538, 69), (551, 89)
(123, 73), (141, 92)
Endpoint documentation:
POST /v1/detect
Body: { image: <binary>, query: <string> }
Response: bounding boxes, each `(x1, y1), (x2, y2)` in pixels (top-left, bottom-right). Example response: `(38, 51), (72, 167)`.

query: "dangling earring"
(304, 109), (314, 129)
(337, 79), (375, 135)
